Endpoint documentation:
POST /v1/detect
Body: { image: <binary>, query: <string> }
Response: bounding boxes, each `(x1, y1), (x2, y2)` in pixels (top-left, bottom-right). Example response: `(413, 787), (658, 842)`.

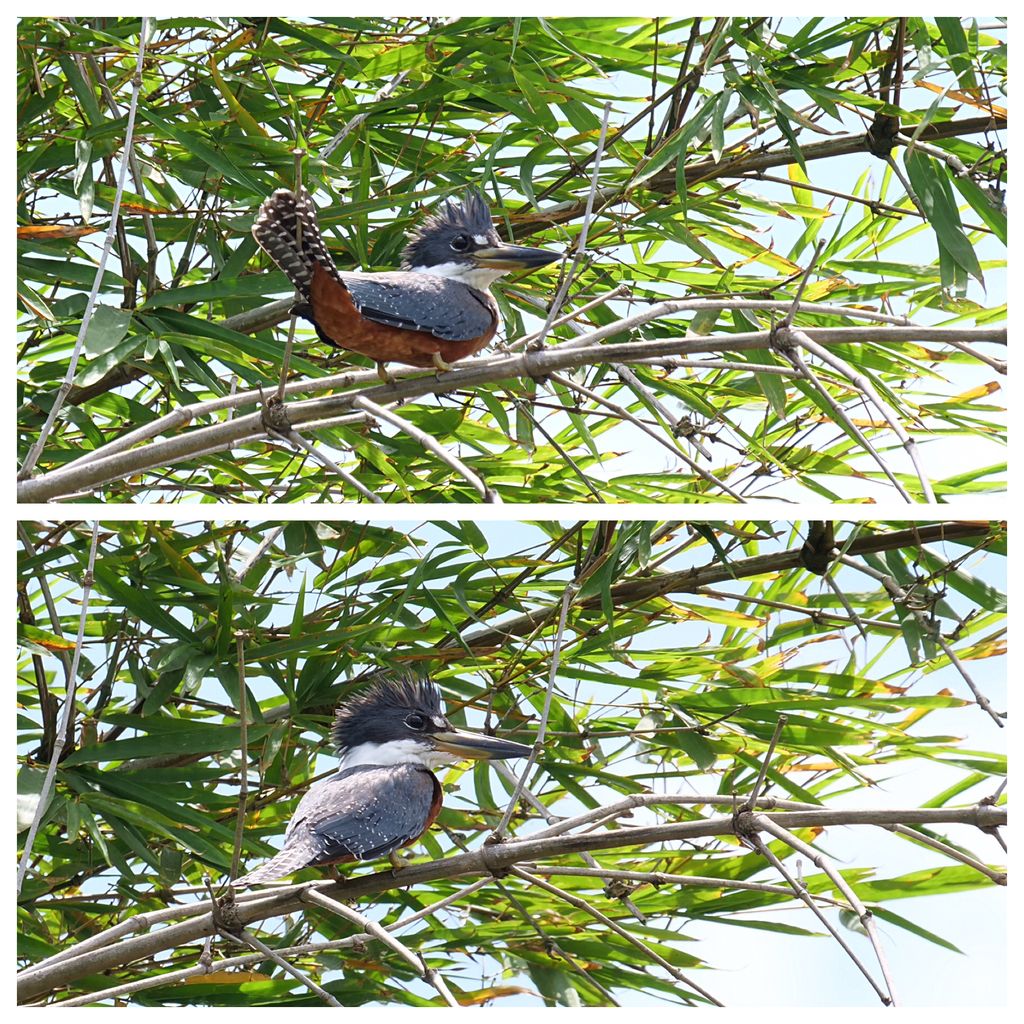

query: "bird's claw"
(432, 353), (452, 374)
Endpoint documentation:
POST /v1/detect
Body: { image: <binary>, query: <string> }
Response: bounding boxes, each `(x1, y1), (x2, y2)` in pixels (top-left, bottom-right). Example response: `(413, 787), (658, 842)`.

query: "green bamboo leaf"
(91, 564), (194, 642)
(136, 104), (265, 193)
(904, 150), (984, 285)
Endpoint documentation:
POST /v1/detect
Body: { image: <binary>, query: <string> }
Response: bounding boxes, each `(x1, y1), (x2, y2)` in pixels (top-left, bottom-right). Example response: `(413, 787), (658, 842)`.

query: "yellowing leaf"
(917, 79), (1006, 117)
(186, 970), (271, 984)
(458, 986), (535, 1005)
(17, 224), (100, 239)
(951, 381), (1001, 402)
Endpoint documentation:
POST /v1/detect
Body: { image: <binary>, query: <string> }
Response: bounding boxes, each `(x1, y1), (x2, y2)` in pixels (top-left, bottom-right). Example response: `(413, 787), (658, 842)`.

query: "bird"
(251, 186), (560, 379)
(232, 673), (532, 887)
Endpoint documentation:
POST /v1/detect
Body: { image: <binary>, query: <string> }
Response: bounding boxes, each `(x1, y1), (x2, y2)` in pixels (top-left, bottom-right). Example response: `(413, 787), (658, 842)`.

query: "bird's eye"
(405, 713), (428, 731)
(449, 234), (471, 252)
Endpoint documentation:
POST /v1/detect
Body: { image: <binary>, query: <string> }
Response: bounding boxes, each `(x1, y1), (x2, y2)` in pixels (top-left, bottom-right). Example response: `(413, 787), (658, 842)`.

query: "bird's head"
(400, 188), (558, 290)
(332, 672), (532, 770)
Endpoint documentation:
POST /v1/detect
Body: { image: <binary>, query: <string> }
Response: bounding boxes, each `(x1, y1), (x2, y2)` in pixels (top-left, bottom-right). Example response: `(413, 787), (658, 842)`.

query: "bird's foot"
(389, 851), (407, 872)
(432, 352), (453, 375)
(376, 363), (396, 385)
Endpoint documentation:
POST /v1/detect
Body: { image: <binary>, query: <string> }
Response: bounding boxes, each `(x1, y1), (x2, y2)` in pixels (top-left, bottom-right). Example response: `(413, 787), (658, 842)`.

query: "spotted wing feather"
(340, 271), (496, 343)
(306, 764), (439, 862)
(233, 764), (439, 887)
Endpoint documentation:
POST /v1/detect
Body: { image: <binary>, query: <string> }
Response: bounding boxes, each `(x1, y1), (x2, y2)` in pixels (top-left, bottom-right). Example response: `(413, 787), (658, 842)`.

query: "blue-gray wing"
(339, 271), (495, 342)
(292, 764), (439, 864)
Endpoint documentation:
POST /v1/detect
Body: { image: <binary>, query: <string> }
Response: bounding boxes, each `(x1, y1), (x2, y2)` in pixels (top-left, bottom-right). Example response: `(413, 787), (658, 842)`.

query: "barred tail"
(251, 187), (342, 301)
(232, 839), (316, 888)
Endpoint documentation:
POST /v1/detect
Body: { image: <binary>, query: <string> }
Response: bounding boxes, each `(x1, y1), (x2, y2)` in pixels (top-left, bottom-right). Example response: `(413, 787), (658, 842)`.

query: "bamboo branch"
(511, 866), (724, 1005)
(460, 522), (996, 650)
(17, 522), (100, 894)
(838, 554), (1005, 727)
(790, 326), (936, 502)
(18, 22), (149, 480)
(233, 927), (342, 1006)
(352, 395), (498, 502)
(302, 888), (459, 1006)
(509, 115), (1007, 236)
(751, 813), (899, 1005)
(746, 832), (892, 1004)
(17, 803), (1005, 1003)
(230, 633), (249, 882)
(18, 322), (1005, 502)
(493, 581), (578, 838)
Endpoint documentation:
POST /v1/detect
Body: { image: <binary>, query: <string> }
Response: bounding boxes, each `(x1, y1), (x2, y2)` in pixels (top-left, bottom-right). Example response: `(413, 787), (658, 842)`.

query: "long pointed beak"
(432, 728), (533, 761)
(472, 243), (559, 271)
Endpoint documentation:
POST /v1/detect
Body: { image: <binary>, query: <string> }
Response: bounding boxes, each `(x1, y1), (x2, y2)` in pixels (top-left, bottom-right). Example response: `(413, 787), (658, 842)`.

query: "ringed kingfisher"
(233, 673), (531, 887)
(252, 187), (560, 379)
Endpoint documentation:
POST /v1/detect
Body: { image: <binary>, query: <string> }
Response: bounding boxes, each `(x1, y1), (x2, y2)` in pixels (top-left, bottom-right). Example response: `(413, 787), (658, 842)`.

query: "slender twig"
(275, 150), (307, 401)
(885, 823), (1005, 884)
(942, 338), (1006, 373)
(526, 863), (848, 904)
(275, 426), (384, 502)
(319, 70), (411, 162)
(791, 328), (936, 502)
(352, 394), (497, 502)
(699, 586), (895, 632)
(743, 714), (788, 811)
(492, 581), (578, 839)
(19, 22), (149, 480)
(530, 101), (613, 351)
(897, 136), (972, 177)
(507, 283), (630, 352)
(746, 833), (891, 1003)
(302, 888), (458, 1006)
(612, 362), (712, 456)
(232, 525), (287, 583)
(986, 826), (1007, 853)
(549, 371), (742, 497)
(838, 554), (1003, 727)
(782, 342), (913, 500)
(82, 50), (158, 298)
(230, 633), (249, 881)
(752, 814), (899, 1006)
(885, 153), (928, 219)
(511, 867), (723, 1006)
(494, 876), (622, 1005)
(385, 877), (493, 935)
(526, 792), (820, 841)
(505, 394), (604, 501)
(744, 170), (994, 235)
(779, 239), (826, 329)
(17, 522), (100, 894)
(274, 276), (302, 403)
(233, 928), (342, 1006)
(819, 572), (869, 640)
